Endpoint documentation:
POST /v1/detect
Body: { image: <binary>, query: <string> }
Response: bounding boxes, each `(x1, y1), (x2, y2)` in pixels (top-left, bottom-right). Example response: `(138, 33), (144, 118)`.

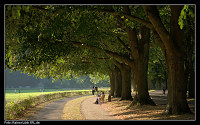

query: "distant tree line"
(5, 70), (110, 89)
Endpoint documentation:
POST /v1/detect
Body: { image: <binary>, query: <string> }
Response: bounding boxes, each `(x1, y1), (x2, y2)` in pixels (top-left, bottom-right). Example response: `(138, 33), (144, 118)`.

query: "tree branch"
(116, 37), (131, 52)
(114, 60), (123, 70)
(143, 6), (170, 47)
(122, 6), (140, 60)
(126, 26), (139, 60)
(102, 8), (154, 30)
(71, 41), (134, 68)
(104, 50), (133, 67)
(31, 6), (49, 11)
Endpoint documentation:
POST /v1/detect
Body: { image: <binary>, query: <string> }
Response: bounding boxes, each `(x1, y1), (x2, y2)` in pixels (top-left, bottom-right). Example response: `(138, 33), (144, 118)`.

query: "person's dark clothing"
(95, 86), (98, 92)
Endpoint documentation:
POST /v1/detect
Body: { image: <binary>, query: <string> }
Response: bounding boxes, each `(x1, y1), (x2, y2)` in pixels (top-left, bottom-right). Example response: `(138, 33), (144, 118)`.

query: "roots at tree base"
(128, 95), (193, 115)
(164, 103), (193, 115)
(129, 94), (156, 107)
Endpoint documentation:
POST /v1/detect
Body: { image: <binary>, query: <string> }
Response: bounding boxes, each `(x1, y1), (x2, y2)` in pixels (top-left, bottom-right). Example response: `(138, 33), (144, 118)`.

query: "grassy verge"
(5, 89), (109, 120)
(5, 92), (67, 120)
(5, 91), (88, 120)
(62, 95), (93, 120)
(5, 88), (109, 104)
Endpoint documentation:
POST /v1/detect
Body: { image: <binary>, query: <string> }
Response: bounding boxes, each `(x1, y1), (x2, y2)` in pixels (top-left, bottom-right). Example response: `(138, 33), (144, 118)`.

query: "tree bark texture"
(115, 61), (132, 100)
(120, 63), (132, 100)
(129, 26), (156, 106)
(109, 71), (115, 97)
(166, 53), (191, 114)
(143, 5), (191, 114)
(113, 66), (122, 97)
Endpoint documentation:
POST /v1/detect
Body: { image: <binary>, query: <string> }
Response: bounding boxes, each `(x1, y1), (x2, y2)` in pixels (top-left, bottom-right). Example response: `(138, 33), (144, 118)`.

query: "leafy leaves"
(5, 5), (194, 84)
(178, 5), (195, 29)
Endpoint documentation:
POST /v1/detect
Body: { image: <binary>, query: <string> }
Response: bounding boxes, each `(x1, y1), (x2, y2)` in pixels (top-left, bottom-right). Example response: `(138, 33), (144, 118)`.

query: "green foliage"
(89, 73), (109, 84)
(5, 5), (194, 90)
(178, 5), (195, 29)
(148, 38), (167, 86)
(5, 5), (116, 82)
(158, 5), (171, 32)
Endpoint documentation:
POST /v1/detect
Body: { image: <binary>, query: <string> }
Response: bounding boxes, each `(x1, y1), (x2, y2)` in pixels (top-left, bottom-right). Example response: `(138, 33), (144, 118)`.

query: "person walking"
(95, 86), (98, 92)
(163, 88), (166, 95)
(92, 86), (95, 95)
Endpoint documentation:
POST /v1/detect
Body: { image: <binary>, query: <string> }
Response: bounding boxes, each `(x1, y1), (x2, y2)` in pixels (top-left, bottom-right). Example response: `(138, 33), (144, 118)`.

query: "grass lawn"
(62, 95), (93, 120)
(5, 88), (109, 104)
(5, 91), (64, 104)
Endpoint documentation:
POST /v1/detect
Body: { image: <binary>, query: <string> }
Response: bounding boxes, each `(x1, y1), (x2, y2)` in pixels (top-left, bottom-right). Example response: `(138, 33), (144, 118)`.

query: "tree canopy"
(5, 5), (195, 114)
(5, 5), (116, 81)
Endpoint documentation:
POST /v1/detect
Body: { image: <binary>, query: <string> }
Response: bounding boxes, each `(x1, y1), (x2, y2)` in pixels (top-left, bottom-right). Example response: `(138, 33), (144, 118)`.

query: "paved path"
(149, 90), (195, 113)
(29, 95), (84, 120)
(81, 96), (116, 120)
(149, 90), (168, 105)
(28, 90), (194, 120)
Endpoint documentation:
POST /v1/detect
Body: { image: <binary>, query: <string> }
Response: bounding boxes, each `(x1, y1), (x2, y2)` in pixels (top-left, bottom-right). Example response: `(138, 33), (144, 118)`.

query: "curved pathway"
(28, 95), (85, 120)
(27, 90), (194, 120)
(81, 96), (116, 120)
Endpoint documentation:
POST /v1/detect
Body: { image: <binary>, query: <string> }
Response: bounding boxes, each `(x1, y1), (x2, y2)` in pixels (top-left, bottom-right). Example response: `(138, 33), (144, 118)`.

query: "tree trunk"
(166, 53), (191, 114)
(115, 60), (132, 100)
(120, 63), (132, 100)
(129, 26), (155, 106)
(132, 60), (156, 106)
(131, 73), (136, 91)
(109, 70), (115, 96)
(166, 6), (191, 114)
(143, 5), (191, 114)
(114, 66), (122, 97)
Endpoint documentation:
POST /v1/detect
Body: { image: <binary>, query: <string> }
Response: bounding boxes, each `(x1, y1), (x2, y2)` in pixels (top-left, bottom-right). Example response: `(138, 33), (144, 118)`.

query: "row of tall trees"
(5, 5), (195, 114)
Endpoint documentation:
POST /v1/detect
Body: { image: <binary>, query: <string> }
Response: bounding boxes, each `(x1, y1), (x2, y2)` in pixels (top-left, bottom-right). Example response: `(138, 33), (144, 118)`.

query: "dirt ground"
(100, 90), (195, 120)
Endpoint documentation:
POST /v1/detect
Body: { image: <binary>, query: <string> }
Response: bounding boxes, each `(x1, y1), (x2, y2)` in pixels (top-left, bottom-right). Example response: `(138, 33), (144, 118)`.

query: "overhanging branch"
(102, 8), (154, 30)
(116, 37), (131, 52)
(71, 41), (134, 67)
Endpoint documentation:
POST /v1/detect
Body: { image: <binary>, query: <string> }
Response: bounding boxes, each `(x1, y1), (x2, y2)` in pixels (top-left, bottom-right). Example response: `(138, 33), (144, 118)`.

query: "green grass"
(5, 88), (93, 93)
(62, 95), (93, 120)
(5, 88), (109, 120)
(5, 91), (79, 104)
(5, 93), (44, 104)
(5, 88), (109, 104)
